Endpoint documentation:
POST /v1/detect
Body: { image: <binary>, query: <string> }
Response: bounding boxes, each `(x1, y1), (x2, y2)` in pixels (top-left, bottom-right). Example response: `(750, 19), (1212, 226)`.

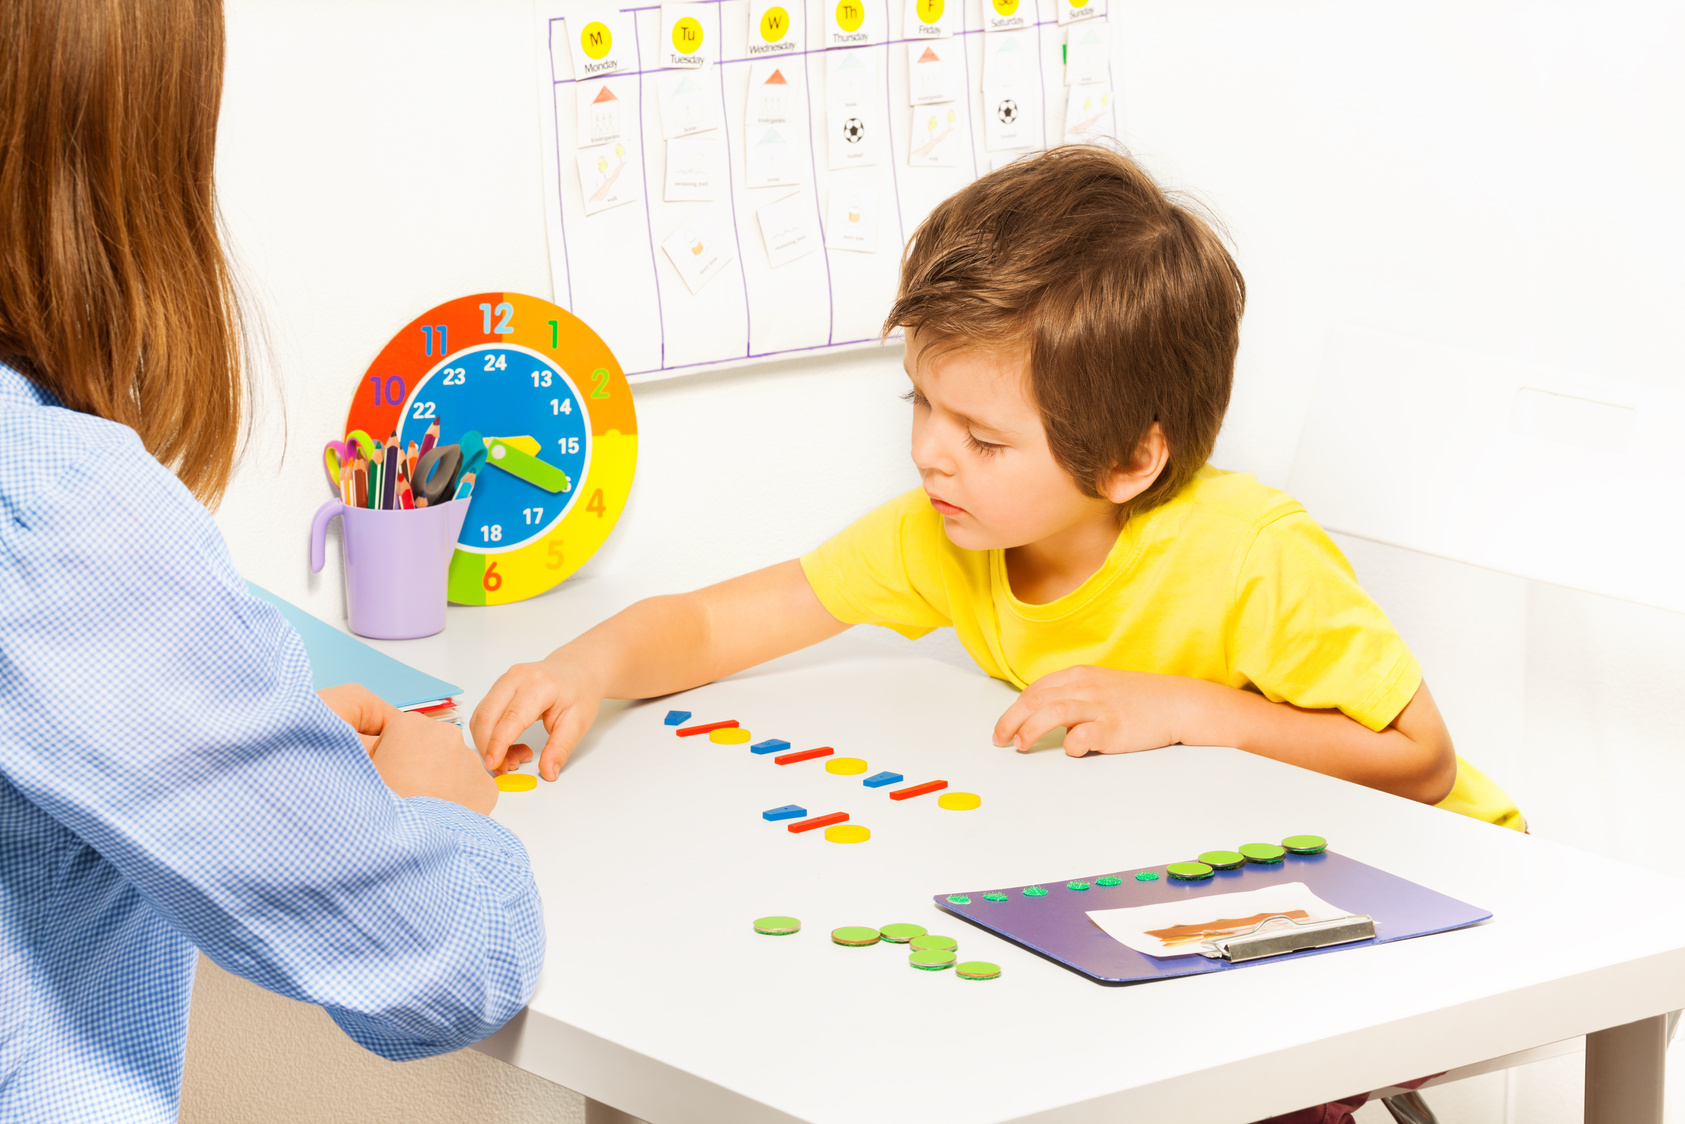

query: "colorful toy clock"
(345, 292), (636, 605)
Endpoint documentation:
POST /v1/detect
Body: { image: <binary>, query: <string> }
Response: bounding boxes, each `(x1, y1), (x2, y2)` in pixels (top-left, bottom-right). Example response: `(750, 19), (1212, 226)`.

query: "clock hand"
(482, 437), (572, 494)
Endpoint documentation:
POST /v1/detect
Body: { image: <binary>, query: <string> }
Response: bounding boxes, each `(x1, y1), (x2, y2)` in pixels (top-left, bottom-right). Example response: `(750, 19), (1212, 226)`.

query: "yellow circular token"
(835, 0), (865, 32)
(937, 792), (981, 811)
(916, 0), (944, 21)
(496, 774), (537, 792)
(759, 5), (789, 41)
(991, 0), (1018, 16)
(825, 824), (871, 844)
(825, 757), (867, 775)
(709, 727), (751, 744)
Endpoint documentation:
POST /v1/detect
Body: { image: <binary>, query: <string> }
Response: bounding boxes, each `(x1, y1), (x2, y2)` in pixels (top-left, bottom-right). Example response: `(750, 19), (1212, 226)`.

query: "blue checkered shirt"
(0, 362), (545, 1122)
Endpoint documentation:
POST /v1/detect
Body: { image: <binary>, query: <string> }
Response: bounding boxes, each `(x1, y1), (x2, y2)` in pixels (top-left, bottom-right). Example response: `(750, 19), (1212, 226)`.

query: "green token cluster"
(879, 923), (927, 944)
(753, 915), (801, 935)
(1135, 871), (1159, 882)
(1066, 881), (1090, 891)
(983, 892), (1009, 902)
(1022, 886), (1048, 897)
(1153, 833), (1327, 882)
(946, 895), (971, 904)
(910, 934), (957, 952)
(1167, 861), (1214, 881)
(1239, 843), (1286, 864)
(1094, 876), (1123, 886)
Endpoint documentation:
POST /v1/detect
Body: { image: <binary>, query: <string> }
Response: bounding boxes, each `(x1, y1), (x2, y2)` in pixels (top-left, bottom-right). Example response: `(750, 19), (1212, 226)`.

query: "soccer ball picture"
(996, 99), (1019, 124)
(841, 116), (866, 144)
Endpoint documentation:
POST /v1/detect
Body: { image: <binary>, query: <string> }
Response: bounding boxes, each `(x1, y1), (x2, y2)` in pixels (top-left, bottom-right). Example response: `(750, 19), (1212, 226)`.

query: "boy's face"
(905, 331), (1119, 552)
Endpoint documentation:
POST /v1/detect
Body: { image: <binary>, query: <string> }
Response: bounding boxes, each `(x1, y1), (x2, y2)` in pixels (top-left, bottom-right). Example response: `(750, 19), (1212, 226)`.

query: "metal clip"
(1198, 913), (1376, 962)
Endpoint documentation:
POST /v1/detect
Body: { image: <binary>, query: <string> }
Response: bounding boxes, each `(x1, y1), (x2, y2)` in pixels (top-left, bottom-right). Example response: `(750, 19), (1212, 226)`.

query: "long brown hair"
(0, 0), (245, 504)
(888, 146), (1245, 521)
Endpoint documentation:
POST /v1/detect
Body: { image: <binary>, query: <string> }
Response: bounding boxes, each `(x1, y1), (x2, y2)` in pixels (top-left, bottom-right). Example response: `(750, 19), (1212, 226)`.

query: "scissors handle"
(413, 444), (462, 506)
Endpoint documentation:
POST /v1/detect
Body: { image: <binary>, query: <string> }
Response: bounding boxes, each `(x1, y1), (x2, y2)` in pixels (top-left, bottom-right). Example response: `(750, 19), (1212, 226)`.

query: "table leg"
(1585, 1014), (1667, 1124)
(584, 1098), (651, 1124)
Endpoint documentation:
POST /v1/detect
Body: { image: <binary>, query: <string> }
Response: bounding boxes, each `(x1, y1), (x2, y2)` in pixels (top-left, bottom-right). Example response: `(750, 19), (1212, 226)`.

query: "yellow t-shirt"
(800, 467), (1524, 831)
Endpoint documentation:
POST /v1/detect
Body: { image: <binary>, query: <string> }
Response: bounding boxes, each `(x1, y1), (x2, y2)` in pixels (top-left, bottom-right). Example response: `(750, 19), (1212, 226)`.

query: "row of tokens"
(939, 835), (1332, 902)
(751, 917), (1001, 980)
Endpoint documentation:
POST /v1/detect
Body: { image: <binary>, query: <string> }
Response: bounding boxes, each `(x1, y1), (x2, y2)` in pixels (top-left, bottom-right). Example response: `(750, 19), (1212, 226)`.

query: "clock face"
(400, 343), (590, 554)
(345, 292), (637, 605)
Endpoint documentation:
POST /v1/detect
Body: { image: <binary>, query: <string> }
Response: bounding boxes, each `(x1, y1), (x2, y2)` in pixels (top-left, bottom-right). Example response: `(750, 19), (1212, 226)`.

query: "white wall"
(207, 1), (1685, 1121)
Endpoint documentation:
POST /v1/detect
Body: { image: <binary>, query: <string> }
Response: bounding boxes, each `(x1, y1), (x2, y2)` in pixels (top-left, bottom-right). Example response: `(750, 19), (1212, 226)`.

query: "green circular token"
(946, 895), (971, 904)
(910, 934), (958, 952)
(983, 892), (1009, 902)
(1239, 843), (1286, 864)
(1135, 871), (1159, 881)
(1167, 861), (1215, 881)
(1198, 850), (1245, 870)
(1022, 886), (1048, 897)
(955, 960), (1001, 980)
(753, 915), (801, 935)
(879, 923), (927, 944)
(909, 949), (956, 970)
(830, 926), (881, 946)
(1095, 876), (1123, 886)
(1282, 834), (1328, 854)
(1066, 881), (1090, 891)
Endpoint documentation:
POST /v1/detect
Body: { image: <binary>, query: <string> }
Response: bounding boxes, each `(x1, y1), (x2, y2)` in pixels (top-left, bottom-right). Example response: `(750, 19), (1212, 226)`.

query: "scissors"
(321, 440), (355, 497)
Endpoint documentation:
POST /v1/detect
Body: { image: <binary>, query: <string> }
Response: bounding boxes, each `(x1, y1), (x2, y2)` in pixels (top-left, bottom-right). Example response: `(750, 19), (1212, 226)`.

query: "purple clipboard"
(935, 850), (1490, 985)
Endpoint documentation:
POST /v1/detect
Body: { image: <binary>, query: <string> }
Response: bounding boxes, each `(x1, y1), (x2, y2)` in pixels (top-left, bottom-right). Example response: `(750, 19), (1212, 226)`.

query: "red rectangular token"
(773, 746), (835, 765)
(889, 780), (949, 801)
(676, 720), (739, 737)
(788, 812), (848, 833)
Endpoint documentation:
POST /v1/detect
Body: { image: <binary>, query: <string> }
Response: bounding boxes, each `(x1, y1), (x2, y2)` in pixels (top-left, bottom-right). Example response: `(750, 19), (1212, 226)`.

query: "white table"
(372, 580), (1685, 1124)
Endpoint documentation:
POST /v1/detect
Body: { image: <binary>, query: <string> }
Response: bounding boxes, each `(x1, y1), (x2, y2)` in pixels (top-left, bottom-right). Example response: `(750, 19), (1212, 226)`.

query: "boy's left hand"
(993, 666), (1186, 756)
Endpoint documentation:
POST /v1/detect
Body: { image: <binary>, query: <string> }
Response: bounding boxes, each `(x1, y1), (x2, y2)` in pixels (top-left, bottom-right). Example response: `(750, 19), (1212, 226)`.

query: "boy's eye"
(901, 388), (927, 406)
(965, 432), (1005, 457)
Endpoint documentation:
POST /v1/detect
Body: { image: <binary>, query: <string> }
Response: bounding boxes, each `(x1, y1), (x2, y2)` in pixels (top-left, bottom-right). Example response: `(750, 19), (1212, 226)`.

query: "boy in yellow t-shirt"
(472, 146), (1522, 832)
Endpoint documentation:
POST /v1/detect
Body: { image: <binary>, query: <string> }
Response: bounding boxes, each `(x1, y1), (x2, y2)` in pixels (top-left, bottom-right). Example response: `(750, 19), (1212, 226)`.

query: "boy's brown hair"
(887, 145), (1245, 519)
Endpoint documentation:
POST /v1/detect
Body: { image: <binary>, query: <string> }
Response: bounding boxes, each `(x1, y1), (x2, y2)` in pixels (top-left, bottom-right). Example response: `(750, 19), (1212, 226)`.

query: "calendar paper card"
(576, 79), (626, 147)
(747, 0), (802, 57)
(577, 143), (641, 215)
(825, 0), (883, 48)
(983, 86), (1037, 151)
(748, 61), (800, 126)
(665, 135), (723, 201)
(827, 108), (878, 169)
(1056, 0), (1106, 26)
(661, 209), (735, 294)
(825, 188), (880, 252)
(660, 3), (716, 68)
(746, 125), (804, 188)
(563, 8), (634, 81)
(984, 30), (1035, 88)
(982, 0), (1031, 33)
(909, 106), (961, 166)
(903, 0), (956, 39)
(907, 43), (956, 105)
(1062, 84), (1114, 144)
(757, 191), (822, 268)
(1087, 883), (1350, 959)
(826, 48), (877, 111)
(1065, 21), (1110, 86)
(657, 68), (719, 139)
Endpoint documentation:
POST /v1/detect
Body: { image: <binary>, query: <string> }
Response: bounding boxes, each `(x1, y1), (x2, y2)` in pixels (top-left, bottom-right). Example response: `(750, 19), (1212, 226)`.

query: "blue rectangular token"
(762, 804), (807, 822)
(750, 739), (791, 755)
(664, 710), (692, 726)
(862, 771), (903, 788)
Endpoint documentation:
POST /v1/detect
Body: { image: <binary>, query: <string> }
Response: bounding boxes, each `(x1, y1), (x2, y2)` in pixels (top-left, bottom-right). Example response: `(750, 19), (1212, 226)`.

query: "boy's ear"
(1100, 423), (1169, 505)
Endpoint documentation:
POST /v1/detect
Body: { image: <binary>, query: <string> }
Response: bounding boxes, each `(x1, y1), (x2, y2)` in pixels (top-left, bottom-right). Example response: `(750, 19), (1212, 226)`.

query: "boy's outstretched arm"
(472, 560), (848, 780)
(993, 670), (1459, 805)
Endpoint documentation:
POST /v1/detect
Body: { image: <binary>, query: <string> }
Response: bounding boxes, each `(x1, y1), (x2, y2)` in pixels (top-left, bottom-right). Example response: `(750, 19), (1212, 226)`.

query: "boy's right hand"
(471, 657), (604, 782)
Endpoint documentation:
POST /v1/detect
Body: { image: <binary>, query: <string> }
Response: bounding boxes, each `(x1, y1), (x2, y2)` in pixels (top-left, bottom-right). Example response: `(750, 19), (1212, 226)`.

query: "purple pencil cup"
(309, 499), (470, 640)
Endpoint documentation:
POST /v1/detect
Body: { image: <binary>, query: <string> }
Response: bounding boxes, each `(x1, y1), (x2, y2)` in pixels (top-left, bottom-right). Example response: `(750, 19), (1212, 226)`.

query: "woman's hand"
(317, 683), (402, 754)
(993, 666), (1188, 756)
(368, 711), (499, 815)
(471, 656), (605, 782)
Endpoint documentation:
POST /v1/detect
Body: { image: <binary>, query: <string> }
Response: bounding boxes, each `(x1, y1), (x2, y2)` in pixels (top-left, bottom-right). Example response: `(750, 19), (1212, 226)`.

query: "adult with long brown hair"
(0, 2), (543, 1119)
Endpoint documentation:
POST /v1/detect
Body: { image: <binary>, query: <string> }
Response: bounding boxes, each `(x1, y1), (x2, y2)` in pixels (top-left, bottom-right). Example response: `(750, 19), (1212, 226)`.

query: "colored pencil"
(453, 471), (475, 500)
(407, 440), (419, 478)
(338, 464), (352, 504)
(383, 445), (399, 510)
(352, 462), (367, 508)
(368, 441), (383, 508)
(398, 480), (414, 509)
(419, 420), (439, 458)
